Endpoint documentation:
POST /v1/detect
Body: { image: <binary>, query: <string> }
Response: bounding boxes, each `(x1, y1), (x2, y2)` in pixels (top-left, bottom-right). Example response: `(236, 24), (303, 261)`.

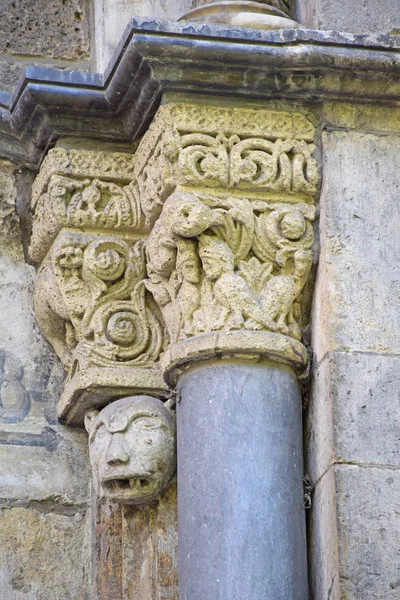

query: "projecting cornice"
(1, 17), (400, 167)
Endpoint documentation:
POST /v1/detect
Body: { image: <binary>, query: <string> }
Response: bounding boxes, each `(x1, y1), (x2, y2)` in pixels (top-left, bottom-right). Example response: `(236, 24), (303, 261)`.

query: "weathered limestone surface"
(0, 60), (24, 93)
(308, 123), (400, 600)
(335, 465), (400, 599)
(93, 483), (178, 600)
(313, 131), (400, 362)
(94, 0), (195, 70)
(306, 352), (400, 599)
(323, 104), (400, 136)
(298, 0), (400, 34)
(0, 253), (90, 503)
(0, 0), (90, 59)
(0, 167), (21, 260)
(121, 483), (178, 600)
(0, 163), (91, 595)
(306, 352), (400, 483)
(0, 506), (90, 600)
(332, 352), (400, 467)
(307, 467), (340, 600)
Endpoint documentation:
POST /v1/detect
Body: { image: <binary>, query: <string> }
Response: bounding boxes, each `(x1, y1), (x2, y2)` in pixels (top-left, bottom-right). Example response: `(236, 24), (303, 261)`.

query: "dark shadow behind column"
(177, 363), (308, 600)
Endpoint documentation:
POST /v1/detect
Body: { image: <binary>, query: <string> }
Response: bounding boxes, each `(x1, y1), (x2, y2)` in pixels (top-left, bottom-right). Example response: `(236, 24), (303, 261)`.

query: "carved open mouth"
(102, 477), (153, 493)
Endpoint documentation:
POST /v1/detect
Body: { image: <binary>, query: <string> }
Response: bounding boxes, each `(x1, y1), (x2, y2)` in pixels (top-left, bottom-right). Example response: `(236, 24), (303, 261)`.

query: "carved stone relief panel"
(134, 104), (317, 225)
(145, 191), (315, 345)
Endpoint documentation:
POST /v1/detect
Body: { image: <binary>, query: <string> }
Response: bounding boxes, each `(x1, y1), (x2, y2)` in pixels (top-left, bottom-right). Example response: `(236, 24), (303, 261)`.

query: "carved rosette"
(30, 105), (319, 423)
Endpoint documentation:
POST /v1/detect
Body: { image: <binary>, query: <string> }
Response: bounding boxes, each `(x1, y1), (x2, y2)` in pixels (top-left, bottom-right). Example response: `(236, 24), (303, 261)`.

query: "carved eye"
(134, 417), (161, 430)
(91, 424), (107, 443)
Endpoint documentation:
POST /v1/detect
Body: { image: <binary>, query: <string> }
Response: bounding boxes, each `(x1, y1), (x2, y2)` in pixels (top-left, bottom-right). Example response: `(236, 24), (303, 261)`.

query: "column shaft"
(177, 363), (308, 600)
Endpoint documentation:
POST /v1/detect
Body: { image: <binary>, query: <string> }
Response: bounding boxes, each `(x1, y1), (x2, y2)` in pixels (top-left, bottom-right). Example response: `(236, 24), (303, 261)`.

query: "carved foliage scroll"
(30, 149), (165, 421)
(134, 105), (318, 226)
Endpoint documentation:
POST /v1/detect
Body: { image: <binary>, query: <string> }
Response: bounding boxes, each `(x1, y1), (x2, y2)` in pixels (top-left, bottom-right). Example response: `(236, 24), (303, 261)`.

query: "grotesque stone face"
(84, 396), (176, 505)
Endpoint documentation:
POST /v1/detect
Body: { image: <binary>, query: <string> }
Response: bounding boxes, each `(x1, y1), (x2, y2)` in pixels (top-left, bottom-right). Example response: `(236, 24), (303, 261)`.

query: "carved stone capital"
(29, 148), (166, 425)
(30, 104), (319, 423)
(137, 104), (319, 380)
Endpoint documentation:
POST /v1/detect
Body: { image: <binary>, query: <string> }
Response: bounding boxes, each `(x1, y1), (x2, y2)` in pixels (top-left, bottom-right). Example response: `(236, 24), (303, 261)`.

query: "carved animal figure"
(259, 249), (312, 333)
(34, 259), (75, 368)
(145, 191), (221, 278)
(198, 235), (279, 332)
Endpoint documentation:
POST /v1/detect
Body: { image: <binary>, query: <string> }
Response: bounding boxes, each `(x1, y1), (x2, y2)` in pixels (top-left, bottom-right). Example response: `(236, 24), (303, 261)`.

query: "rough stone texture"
(335, 465), (400, 599)
(93, 482), (178, 600)
(0, 506), (90, 599)
(0, 167), (91, 596)
(323, 104), (400, 136)
(0, 0), (90, 59)
(297, 0), (400, 34)
(313, 131), (400, 363)
(307, 467), (340, 600)
(318, 0), (400, 35)
(332, 352), (400, 467)
(306, 351), (400, 480)
(95, 0), (195, 70)
(306, 351), (400, 599)
(0, 59), (24, 93)
(309, 119), (400, 600)
(0, 166), (22, 260)
(122, 483), (178, 599)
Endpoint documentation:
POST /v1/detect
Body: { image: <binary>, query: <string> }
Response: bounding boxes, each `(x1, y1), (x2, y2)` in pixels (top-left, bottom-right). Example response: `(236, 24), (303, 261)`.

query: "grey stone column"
(175, 362), (308, 600)
(179, 0), (300, 29)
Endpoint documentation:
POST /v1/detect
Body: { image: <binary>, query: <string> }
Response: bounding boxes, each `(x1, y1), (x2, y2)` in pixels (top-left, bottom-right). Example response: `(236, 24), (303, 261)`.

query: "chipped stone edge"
(161, 330), (308, 387)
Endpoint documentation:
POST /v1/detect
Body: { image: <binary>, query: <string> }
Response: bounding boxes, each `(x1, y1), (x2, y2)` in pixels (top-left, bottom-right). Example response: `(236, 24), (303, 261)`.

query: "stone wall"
(297, 0), (400, 35)
(307, 104), (400, 599)
(94, 0), (195, 71)
(0, 0), (92, 93)
(0, 162), (91, 599)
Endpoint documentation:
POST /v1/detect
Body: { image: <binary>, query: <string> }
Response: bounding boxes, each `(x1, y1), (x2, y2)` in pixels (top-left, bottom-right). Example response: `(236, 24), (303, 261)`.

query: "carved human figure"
(175, 238), (201, 336)
(85, 396), (176, 505)
(145, 190), (314, 341)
